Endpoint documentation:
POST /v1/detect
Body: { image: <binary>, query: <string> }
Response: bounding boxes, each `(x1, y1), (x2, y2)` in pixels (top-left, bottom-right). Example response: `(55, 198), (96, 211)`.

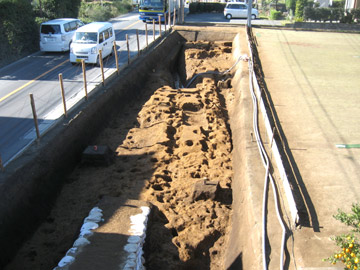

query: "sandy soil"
(5, 41), (235, 270)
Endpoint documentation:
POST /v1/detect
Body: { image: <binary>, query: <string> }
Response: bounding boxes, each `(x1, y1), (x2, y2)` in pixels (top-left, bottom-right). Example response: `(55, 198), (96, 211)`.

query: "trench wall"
(0, 27), (248, 268)
(0, 31), (186, 268)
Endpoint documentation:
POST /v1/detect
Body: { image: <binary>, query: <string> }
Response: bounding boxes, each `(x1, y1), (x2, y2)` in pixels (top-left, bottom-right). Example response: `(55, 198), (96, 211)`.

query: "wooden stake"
(99, 49), (105, 86)
(81, 60), (88, 100)
(59, 73), (67, 117)
(114, 41), (119, 74)
(0, 154), (4, 171)
(126, 34), (130, 64)
(145, 23), (148, 47)
(30, 93), (41, 140)
(153, 20), (155, 41)
(168, 9), (171, 29)
(158, 15), (162, 37)
(136, 29), (140, 56)
(173, 7), (176, 25)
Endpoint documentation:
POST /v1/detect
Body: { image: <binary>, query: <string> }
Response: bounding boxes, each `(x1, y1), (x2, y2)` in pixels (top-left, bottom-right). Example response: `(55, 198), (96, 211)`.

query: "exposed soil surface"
(5, 41), (236, 270)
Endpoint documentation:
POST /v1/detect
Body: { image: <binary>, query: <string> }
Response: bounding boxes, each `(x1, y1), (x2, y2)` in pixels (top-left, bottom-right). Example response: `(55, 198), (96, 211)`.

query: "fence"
(0, 11), (180, 170)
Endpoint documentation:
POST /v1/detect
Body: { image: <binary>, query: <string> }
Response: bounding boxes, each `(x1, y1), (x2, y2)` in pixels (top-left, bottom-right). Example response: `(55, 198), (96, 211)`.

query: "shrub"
(303, 6), (352, 22)
(270, 9), (282, 19)
(324, 203), (360, 269)
(113, 0), (133, 14)
(331, 0), (345, 8)
(329, 7), (343, 22)
(303, 6), (315, 20)
(0, 0), (38, 67)
(78, 1), (131, 23)
(318, 7), (331, 22)
(352, 8), (360, 22)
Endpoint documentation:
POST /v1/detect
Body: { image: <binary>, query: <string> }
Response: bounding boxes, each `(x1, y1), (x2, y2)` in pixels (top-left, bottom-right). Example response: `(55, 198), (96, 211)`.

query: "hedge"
(189, 2), (226, 13)
(304, 6), (360, 23)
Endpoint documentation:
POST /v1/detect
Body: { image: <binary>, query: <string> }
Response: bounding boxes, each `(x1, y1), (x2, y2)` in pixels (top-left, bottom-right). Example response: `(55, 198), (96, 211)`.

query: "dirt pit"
(5, 41), (236, 270)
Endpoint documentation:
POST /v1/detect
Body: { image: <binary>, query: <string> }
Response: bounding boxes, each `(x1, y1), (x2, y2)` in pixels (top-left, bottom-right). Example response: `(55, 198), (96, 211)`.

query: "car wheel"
(226, 14), (232, 20)
(70, 62), (76, 66)
(251, 14), (256, 20)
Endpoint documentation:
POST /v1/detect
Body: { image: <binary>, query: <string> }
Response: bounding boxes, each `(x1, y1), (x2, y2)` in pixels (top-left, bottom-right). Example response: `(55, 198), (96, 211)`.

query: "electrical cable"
(248, 58), (286, 270)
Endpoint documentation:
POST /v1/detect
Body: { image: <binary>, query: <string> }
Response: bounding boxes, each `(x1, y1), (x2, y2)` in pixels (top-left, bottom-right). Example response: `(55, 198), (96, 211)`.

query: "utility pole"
(180, 0), (184, 24)
(247, 0), (253, 27)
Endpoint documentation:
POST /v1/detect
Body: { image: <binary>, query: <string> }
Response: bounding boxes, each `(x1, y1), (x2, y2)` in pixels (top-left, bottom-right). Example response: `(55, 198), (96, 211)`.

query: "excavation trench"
(0, 27), (250, 270)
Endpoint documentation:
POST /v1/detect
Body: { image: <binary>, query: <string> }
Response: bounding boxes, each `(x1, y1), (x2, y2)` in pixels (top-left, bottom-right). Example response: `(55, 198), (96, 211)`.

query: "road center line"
(115, 20), (140, 35)
(0, 59), (69, 103)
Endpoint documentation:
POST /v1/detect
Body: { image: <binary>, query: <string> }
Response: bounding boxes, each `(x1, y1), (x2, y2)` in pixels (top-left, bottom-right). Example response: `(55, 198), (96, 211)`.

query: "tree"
(295, 0), (307, 19)
(0, 0), (38, 66)
(286, 0), (296, 14)
(32, 0), (81, 18)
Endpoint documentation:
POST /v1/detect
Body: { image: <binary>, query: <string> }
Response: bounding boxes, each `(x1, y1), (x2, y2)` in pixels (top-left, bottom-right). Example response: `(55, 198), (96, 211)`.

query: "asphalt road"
(0, 12), (164, 166)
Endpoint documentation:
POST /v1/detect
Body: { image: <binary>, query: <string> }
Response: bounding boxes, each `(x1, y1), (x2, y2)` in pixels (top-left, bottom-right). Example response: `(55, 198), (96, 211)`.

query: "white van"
(70, 22), (116, 66)
(40, 18), (84, 52)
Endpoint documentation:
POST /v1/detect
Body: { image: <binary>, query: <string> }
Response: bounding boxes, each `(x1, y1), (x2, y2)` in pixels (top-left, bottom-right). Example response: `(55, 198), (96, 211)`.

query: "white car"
(223, 3), (259, 20)
(40, 18), (84, 52)
(70, 22), (116, 66)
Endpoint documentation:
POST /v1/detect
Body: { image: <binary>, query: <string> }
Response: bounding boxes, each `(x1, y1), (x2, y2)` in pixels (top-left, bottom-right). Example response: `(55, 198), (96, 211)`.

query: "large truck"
(138, 0), (178, 22)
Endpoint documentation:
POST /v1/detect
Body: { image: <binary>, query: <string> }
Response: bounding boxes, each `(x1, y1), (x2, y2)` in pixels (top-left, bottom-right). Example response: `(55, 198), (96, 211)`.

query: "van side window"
(108, 28), (113, 38)
(70, 21), (77, 31)
(104, 30), (109, 40)
(76, 21), (84, 28)
(99, 33), (104, 43)
(64, 23), (70, 32)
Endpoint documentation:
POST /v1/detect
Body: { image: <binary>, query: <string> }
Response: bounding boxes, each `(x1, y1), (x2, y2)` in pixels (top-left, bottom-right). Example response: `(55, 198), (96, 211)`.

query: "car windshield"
(139, 0), (164, 10)
(74, 32), (97, 44)
(41, 24), (61, 34)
